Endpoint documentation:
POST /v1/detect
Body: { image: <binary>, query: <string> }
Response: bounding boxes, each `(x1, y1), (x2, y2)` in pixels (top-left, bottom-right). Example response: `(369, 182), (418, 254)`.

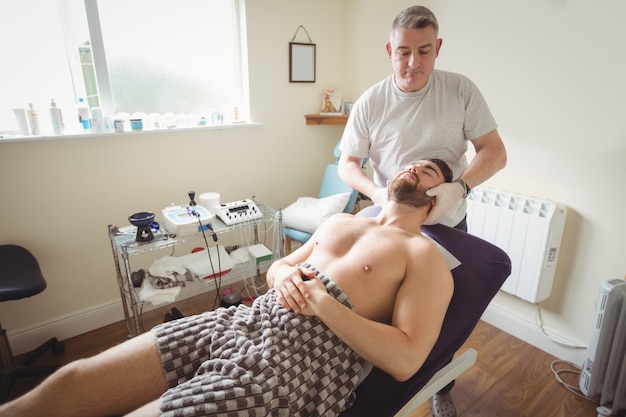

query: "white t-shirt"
(340, 69), (498, 226)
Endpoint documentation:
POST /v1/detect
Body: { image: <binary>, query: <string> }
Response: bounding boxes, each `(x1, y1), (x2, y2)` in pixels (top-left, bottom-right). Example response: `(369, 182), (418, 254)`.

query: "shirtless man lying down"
(0, 158), (454, 417)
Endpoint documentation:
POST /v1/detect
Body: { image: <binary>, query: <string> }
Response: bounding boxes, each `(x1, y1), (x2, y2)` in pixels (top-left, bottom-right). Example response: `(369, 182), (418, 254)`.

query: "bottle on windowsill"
(26, 103), (41, 135)
(50, 99), (64, 135)
(90, 106), (103, 132)
(77, 98), (91, 131)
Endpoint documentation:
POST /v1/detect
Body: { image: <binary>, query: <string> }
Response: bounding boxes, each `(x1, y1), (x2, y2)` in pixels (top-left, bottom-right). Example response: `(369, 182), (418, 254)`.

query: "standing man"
(338, 5), (506, 231)
(337, 5), (506, 416)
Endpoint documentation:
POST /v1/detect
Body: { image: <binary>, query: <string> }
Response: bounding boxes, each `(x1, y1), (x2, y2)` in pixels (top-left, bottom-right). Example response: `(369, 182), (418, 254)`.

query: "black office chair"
(0, 244), (65, 403)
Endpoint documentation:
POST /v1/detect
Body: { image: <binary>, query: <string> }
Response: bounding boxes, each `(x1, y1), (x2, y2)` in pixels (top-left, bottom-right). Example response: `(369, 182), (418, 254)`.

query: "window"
(0, 0), (249, 135)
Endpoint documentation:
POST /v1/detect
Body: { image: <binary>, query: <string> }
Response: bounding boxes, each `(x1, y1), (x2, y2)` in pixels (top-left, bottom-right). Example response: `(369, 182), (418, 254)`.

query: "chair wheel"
(51, 339), (65, 354)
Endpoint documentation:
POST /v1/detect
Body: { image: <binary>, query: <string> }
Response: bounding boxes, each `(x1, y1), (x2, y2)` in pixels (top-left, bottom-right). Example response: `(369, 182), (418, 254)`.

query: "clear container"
(26, 103), (41, 135)
(50, 99), (64, 134)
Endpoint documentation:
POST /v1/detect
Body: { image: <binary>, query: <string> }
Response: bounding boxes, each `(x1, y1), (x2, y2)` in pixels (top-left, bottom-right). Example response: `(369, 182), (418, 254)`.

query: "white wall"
(434, 0), (626, 361)
(1, 0), (625, 365)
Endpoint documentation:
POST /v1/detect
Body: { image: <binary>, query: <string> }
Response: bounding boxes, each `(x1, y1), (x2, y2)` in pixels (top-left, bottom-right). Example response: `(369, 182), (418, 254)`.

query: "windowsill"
(0, 121), (265, 144)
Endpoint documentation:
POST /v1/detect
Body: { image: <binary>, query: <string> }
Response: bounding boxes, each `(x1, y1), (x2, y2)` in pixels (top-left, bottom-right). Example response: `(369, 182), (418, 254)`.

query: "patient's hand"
(298, 278), (330, 317)
(275, 265), (317, 313)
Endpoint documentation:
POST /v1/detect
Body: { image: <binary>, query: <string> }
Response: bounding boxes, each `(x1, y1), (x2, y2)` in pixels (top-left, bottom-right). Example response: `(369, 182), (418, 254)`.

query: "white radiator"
(579, 279), (626, 415)
(466, 186), (566, 303)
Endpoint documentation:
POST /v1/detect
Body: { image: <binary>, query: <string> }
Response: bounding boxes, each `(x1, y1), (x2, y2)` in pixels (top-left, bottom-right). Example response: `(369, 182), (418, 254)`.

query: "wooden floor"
(7, 284), (600, 416)
(406, 321), (599, 417)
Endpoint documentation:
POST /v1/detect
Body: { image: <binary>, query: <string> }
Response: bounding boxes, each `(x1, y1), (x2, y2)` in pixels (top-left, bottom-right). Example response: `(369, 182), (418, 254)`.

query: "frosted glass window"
(97, 0), (239, 115)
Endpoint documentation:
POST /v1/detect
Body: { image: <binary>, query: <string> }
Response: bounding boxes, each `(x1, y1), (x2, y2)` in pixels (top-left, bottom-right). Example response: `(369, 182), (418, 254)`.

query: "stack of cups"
(199, 192), (221, 215)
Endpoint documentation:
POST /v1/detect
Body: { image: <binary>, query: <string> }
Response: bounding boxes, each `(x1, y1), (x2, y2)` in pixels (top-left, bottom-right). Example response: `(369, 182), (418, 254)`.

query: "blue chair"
(283, 142), (365, 252)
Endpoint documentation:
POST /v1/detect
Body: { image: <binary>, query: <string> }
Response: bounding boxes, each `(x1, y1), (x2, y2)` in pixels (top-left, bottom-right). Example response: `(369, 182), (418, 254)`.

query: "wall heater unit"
(579, 279), (626, 416)
(466, 186), (566, 303)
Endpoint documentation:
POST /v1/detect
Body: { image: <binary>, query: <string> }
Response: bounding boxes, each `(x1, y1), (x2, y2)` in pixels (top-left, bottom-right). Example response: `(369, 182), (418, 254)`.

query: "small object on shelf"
(321, 88), (341, 113)
(13, 108), (30, 136)
(130, 118), (143, 131)
(26, 103), (41, 135)
(91, 107), (103, 132)
(128, 211), (155, 242)
(342, 99), (352, 114)
(131, 269), (145, 287)
(161, 204), (213, 236)
(214, 199), (262, 226)
(77, 98), (91, 130)
(49, 99), (64, 135)
(248, 244), (273, 263)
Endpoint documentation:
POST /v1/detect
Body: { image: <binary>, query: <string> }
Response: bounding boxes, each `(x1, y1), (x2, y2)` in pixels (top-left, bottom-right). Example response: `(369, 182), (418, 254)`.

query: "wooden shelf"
(305, 113), (348, 126)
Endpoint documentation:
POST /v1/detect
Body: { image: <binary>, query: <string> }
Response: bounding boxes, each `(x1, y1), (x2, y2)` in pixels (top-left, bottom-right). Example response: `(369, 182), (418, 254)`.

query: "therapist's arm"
(461, 129), (507, 189)
(338, 153), (380, 201)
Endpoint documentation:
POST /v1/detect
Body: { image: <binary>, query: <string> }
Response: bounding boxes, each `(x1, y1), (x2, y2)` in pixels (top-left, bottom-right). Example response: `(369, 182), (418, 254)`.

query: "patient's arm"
(300, 242), (453, 382)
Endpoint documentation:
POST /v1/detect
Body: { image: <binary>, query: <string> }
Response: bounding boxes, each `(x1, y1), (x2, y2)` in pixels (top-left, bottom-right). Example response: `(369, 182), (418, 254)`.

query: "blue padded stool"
(0, 244), (65, 403)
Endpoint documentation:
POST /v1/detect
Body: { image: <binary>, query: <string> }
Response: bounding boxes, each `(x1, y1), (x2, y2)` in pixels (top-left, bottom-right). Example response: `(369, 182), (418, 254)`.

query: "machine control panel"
(161, 204), (213, 236)
(215, 199), (263, 225)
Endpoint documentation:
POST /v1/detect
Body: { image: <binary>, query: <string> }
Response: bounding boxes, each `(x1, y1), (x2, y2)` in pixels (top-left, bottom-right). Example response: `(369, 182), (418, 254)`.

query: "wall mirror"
(289, 42), (316, 83)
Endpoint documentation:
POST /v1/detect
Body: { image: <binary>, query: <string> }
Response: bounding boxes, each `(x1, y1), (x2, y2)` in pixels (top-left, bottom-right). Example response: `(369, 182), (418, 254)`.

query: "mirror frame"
(289, 42), (316, 83)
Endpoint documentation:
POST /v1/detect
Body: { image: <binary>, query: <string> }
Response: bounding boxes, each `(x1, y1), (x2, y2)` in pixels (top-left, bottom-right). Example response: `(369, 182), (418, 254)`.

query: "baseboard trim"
(481, 303), (586, 365)
(8, 272), (254, 356)
(8, 301), (126, 356)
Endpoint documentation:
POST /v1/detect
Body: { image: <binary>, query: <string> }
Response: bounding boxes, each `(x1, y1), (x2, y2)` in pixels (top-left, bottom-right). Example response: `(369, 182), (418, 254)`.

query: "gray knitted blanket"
(153, 263), (368, 416)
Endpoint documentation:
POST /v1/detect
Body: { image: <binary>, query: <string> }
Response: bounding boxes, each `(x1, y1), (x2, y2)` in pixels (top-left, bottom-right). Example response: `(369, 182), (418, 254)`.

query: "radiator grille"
(466, 186), (566, 303)
(580, 279), (626, 415)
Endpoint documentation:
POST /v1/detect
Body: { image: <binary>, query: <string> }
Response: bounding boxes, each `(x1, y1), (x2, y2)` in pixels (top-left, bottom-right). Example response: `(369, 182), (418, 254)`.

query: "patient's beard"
(389, 177), (434, 209)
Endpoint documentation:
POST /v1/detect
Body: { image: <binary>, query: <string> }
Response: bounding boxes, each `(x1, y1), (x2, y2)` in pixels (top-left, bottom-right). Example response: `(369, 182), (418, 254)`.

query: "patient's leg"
(0, 332), (167, 417)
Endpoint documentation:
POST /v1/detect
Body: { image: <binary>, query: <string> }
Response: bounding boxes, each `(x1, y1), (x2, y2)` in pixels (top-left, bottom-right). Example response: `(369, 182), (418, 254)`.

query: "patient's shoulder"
(402, 234), (451, 277)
